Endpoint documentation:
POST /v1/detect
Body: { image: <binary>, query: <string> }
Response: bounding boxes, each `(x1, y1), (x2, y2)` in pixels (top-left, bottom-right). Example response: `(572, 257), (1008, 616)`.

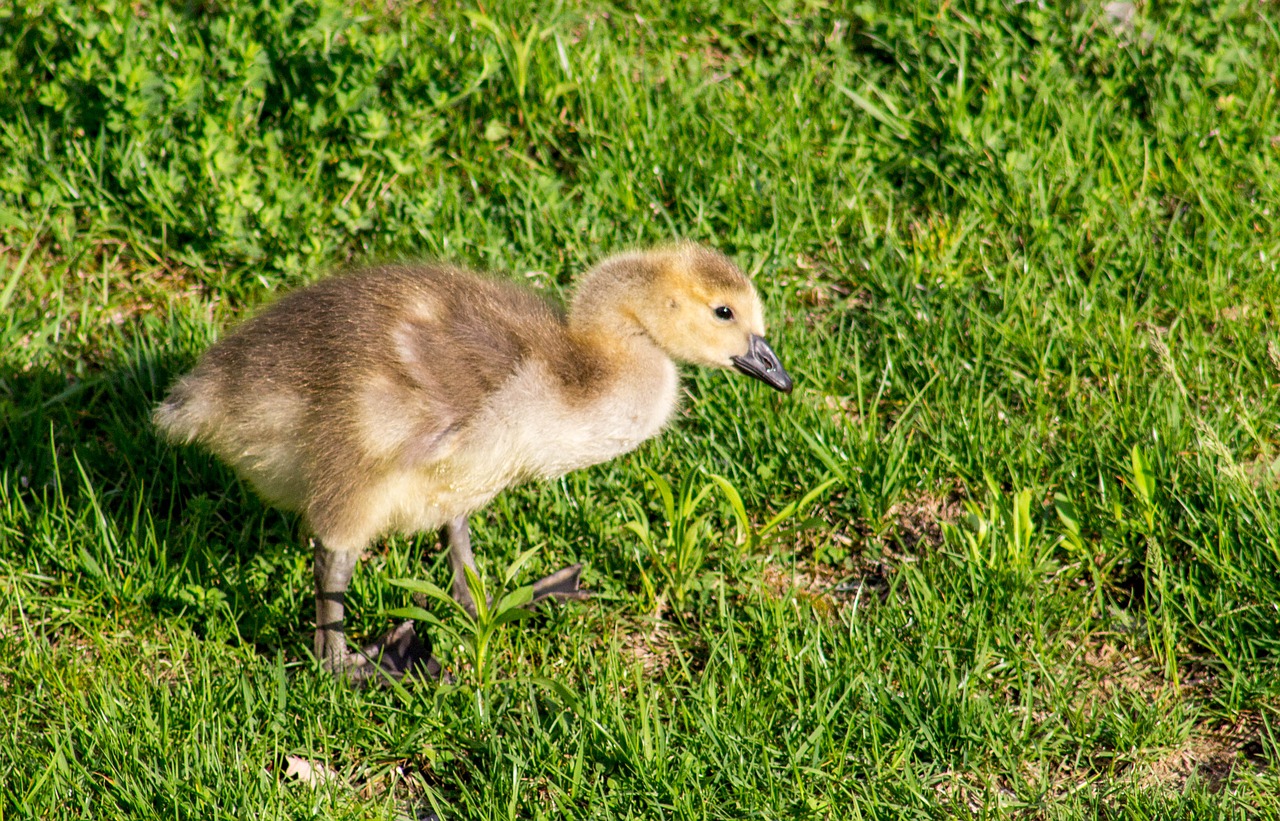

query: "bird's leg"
(443, 516), (590, 614)
(443, 515), (480, 617)
(314, 539), (438, 685)
(313, 540), (359, 667)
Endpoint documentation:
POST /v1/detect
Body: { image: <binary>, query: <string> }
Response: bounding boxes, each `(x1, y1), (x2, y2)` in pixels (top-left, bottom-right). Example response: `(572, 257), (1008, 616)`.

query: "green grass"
(3, 0), (1280, 817)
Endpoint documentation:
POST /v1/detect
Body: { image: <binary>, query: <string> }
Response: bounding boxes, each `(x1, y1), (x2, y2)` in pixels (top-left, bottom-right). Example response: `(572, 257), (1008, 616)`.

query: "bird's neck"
(567, 265), (661, 354)
(568, 311), (670, 380)
(562, 319), (681, 460)
(566, 288), (678, 416)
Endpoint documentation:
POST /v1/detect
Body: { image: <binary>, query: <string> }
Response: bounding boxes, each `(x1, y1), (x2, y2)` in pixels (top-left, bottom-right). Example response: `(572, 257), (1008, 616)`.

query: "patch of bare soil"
(1078, 641), (1161, 702)
(617, 619), (678, 676)
(931, 771), (1018, 814)
(821, 393), (860, 425)
(886, 487), (967, 551)
(760, 560), (845, 600)
(757, 558), (890, 618)
(930, 639), (1275, 810)
(1135, 713), (1272, 792)
(1244, 448), (1280, 490)
(1069, 641), (1274, 795)
(933, 722), (1273, 812)
(1075, 641), (1269, 786)
(614, 615), (710, 679)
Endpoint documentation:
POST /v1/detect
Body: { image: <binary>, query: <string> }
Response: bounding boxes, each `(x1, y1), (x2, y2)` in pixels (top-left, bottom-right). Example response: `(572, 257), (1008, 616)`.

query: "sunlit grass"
(2, 0), (1279, 817)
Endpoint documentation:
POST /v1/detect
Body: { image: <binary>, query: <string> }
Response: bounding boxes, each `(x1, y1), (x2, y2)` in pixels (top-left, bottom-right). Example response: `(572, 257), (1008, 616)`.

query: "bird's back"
(153, 264), (585, 518)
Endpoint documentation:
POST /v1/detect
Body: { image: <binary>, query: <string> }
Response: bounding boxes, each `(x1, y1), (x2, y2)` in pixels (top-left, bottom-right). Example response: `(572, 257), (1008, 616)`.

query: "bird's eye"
(714, 306), (734, 321)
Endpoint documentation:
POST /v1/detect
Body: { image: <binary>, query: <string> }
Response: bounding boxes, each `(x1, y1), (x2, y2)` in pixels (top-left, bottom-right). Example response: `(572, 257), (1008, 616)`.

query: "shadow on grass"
(0, 339), (320, 655)
(0, 331), (624, 663)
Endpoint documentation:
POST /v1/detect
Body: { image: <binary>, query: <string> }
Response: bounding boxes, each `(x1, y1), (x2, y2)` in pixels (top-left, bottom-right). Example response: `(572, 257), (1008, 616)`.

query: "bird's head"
(573, 243), (792, 393)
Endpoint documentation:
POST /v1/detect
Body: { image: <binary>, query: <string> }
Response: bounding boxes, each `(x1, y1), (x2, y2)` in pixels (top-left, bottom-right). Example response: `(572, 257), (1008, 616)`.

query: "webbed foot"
(529, 563), (591, 607)
(325, 621), (442, 686)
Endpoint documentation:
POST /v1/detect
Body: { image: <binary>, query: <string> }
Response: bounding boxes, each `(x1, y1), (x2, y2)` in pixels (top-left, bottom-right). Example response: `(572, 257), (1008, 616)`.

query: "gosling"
(154, 243), (792, 680)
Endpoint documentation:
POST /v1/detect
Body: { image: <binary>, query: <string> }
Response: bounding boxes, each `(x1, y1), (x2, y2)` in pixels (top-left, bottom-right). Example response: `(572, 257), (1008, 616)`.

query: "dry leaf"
(283, 755), (340, 788)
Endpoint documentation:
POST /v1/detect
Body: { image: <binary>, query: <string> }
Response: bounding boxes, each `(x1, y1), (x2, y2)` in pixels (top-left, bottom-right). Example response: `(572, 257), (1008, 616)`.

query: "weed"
(622, 468), (719, 615)
(624, 467), (840, 614)
(387, 548), (540, 691)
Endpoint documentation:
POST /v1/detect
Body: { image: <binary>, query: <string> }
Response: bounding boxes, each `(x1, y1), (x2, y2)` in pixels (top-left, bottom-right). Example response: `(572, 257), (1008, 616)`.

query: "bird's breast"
(378, 356), (679, 536)
(472, 357), (680, 480)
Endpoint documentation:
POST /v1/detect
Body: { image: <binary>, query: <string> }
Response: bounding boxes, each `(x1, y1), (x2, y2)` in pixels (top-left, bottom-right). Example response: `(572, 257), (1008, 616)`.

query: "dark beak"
(731, 334), (793, 393)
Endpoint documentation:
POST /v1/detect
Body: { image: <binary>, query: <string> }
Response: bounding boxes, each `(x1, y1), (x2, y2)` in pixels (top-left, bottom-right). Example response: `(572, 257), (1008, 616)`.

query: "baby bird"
(155, 243), (791, 680)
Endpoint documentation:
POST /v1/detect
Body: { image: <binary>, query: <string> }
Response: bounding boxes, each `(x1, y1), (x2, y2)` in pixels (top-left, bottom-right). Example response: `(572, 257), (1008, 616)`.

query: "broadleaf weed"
(387, 554), (536, 692)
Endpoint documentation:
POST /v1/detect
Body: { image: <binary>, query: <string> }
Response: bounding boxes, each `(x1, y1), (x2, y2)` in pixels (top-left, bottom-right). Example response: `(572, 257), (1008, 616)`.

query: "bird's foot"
(325, 621), (443, 686)
(528, 563), (591, 608)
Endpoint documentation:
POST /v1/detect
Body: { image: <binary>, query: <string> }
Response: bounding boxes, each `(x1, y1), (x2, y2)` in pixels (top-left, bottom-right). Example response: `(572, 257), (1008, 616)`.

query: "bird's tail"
(152, 378), (210, 445)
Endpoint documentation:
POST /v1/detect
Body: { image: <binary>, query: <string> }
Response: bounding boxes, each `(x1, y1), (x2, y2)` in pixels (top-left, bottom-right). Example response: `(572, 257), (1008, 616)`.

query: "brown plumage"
(155, 243), (792, 680)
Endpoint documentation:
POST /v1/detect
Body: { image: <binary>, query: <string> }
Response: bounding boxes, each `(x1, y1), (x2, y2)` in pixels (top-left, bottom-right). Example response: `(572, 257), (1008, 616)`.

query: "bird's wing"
(382, 299), (539, 467)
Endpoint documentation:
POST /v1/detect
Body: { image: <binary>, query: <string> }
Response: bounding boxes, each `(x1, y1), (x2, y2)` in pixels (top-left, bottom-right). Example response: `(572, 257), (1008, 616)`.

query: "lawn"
(2, 0), (1280, 817)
